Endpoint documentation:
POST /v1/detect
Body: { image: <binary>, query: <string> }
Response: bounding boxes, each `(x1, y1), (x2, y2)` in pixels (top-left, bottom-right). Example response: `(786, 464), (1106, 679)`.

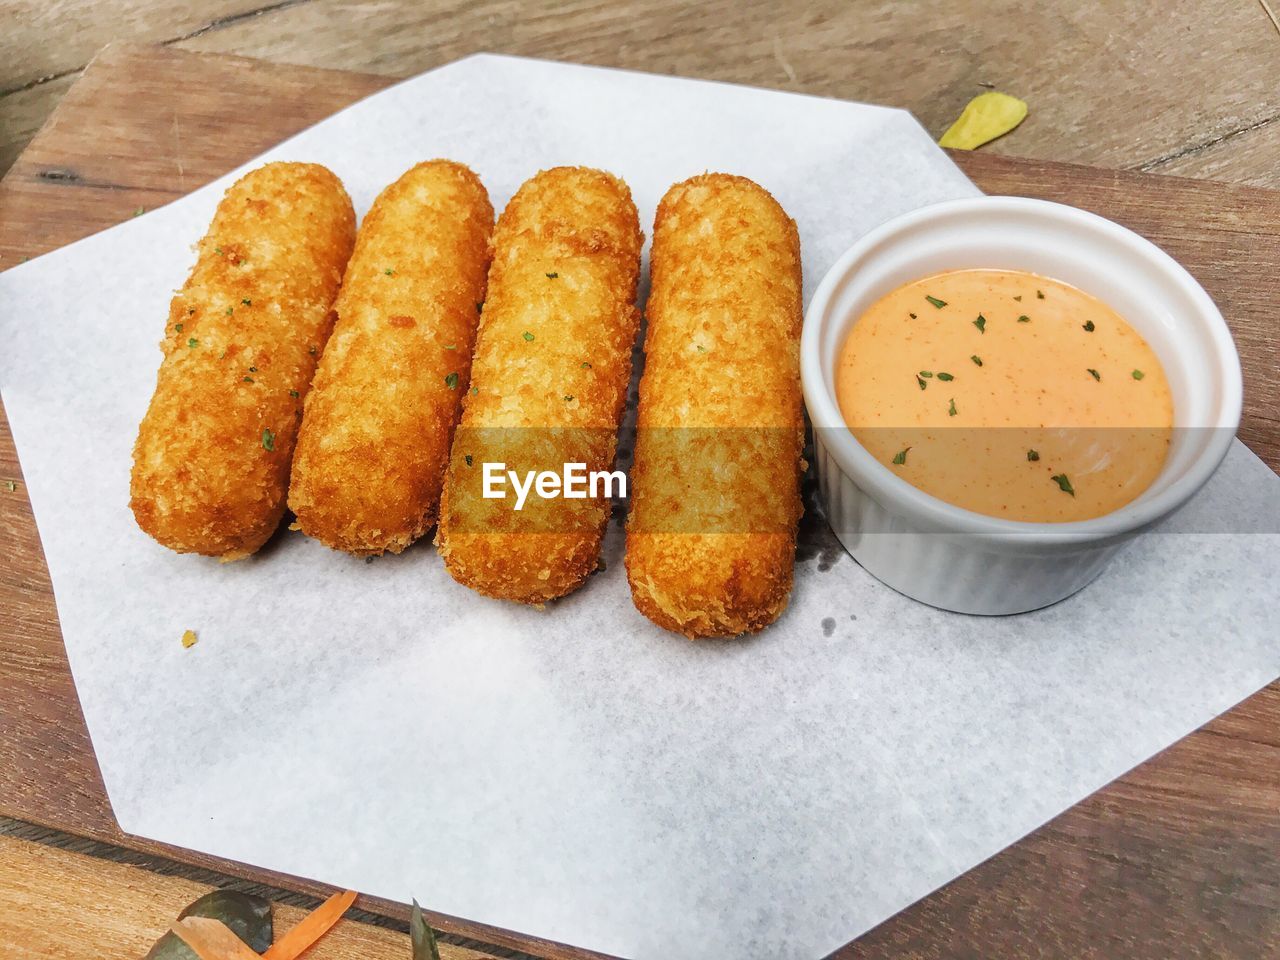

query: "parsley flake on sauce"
(937, 372), (954, 381)
(444, 372), (459, 390)
(1087, 368), (1101, 381)
(225, 307), (234, 316)
(464, 454), (473, 466)
(925, 295), (947, 309)
(175, 323), (184, 333)
(919, 370), (933, 378)
(289, 389), (299, 398)
(1027, 449), (1040, 462)
(581, 361), (592, 368)
(1036, 289), (1045, 299)
(476, 302), (483, 314)
(892, 447), (911, 465)
(1132, 369), (1145, 380)
(1052, 474), (1075, 496)
(242, 376), (254, 383)
(1083, 320), (1095, 332)
(948, 398), (958, 417)
(546, 272), (559, 278)
(564, 395), (575, 402)
(384, 268), (395, 276)
(916, 375), (928, 391)
(262, 428), (275, 452)
(1017, 314), (1030, 323)
(187, 338), (198, 348)
(241, 298), (252, 306)
(973, 314), (987, 334)
(971, 355), (983, 366)
(523, 331), (535, 342)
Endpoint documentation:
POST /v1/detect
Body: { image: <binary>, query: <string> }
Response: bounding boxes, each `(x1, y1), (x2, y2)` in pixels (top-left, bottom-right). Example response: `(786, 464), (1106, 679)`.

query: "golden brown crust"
(436, 166), (642, 603)
(288, 161), (494, 555)
(129, 162), (356, 559)
(625, 173), (804, 638)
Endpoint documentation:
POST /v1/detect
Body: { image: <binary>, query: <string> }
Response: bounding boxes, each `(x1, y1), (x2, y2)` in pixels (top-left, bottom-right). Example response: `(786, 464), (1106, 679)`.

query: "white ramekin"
(801, 196), (1242, 615)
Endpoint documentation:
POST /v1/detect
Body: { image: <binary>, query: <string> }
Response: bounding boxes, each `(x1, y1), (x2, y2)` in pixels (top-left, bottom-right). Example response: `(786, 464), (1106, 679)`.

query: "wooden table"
(2, 1), (1279, 187)
(2, 35), (1279, 960)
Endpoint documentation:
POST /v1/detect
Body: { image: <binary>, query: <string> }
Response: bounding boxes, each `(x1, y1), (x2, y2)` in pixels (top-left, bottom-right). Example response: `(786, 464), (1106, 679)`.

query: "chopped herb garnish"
(444, 343), (457, 350)
(1083, 320), (1095, 332)
(175, 323), (184, 333)
(1017, 314), (1030, 323)
(1027, 449), (1040, 462)
(919, 370), (934, 378)
(1132, 369), (1145, 380)
(937, 372), (954, 381)
(384, 268), (395, 276)
(916, 375), (927, 390)
(948, 398), (958, 417)
(564, 395), (575, 402)
(695, 344), (706, 352)
(214, 246), (223, 255)
(581, 361), (592, 368)
(475, 302), (483, 314)
(971, 354), (983, 366)
(909, 312), (918, 319)
(1087, 368), (1101, 381)
(289, 389), (299, 398)
(1036, 289), (1045, 299)
(470, 386), (478, 395)
(523, 331), (535, 342)
(262, 428), (275, 452)
(249, 366), (257, 372)
(1013, 295), (1022, 302)
(188, 307), (196, 314)
(892, 447), (911, 465)
(464, 455), (473, 466)
(1052, 473), (1075, 496)
(546, 272), (559, 278)
(133, 206), (145, 217)
(225, 307), (234, 316)
(187, 338), (198, 348)
(925, 295), (947, 309)
(444, 372), (459, 390)
(973, 314), (986, 333)
(308, 345), (317, 355)
(242, 376), (254, 383)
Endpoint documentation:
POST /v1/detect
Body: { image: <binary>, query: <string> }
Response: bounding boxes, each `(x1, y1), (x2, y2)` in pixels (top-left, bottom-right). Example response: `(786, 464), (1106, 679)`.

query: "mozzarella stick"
(437, 167), (642, 603)
(130, 162), (355, 560)
(626, 174), (804, 638)
(288, 161), (494, 555)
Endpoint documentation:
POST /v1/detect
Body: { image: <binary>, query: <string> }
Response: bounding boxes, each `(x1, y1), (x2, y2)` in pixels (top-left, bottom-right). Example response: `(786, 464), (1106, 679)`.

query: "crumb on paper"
(181, 629), (198, 649)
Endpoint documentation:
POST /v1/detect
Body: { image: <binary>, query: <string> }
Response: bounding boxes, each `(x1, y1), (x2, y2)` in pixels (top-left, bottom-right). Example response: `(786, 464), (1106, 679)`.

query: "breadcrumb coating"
(130, 162), (355, 559)
(437, 167), (642, 603)
(626, 174), (804, 638)
(288, 161), (494, 555)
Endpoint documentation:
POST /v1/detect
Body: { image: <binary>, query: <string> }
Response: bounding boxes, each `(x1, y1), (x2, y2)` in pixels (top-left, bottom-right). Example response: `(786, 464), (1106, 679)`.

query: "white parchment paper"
(2, 55), (1278, 959)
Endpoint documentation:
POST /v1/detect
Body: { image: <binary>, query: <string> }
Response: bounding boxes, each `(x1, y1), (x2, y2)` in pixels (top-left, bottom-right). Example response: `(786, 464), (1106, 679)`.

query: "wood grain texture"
(0, 834), (501, 959)
(2, 1), (1279, 186)
(0, 44), (1277, 960)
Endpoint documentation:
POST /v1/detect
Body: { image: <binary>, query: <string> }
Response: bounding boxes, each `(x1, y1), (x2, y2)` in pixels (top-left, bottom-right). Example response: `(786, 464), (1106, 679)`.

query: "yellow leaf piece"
(939, 91), (1028, 150)
(181, 629), (198, 649)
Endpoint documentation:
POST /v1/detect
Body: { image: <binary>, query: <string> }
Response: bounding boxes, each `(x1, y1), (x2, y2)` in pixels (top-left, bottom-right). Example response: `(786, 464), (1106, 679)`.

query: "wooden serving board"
(1, 44), (1278, 960)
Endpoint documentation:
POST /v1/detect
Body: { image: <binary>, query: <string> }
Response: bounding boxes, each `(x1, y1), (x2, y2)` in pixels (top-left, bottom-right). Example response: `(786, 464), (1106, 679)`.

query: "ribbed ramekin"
(800, 197), (1242, 615)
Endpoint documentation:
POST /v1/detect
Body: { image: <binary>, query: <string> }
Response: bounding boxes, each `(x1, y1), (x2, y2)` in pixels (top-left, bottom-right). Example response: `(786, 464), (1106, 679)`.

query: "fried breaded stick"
(130, 162), (355, 560)
(626, 174), (804, 637)
(437, 167), (642, 603)
(288, 161), (494, 555)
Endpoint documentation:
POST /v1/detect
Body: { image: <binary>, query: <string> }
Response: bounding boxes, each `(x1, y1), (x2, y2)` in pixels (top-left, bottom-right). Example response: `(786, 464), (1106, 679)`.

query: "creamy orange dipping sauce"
(836, 269), (1173, 522)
